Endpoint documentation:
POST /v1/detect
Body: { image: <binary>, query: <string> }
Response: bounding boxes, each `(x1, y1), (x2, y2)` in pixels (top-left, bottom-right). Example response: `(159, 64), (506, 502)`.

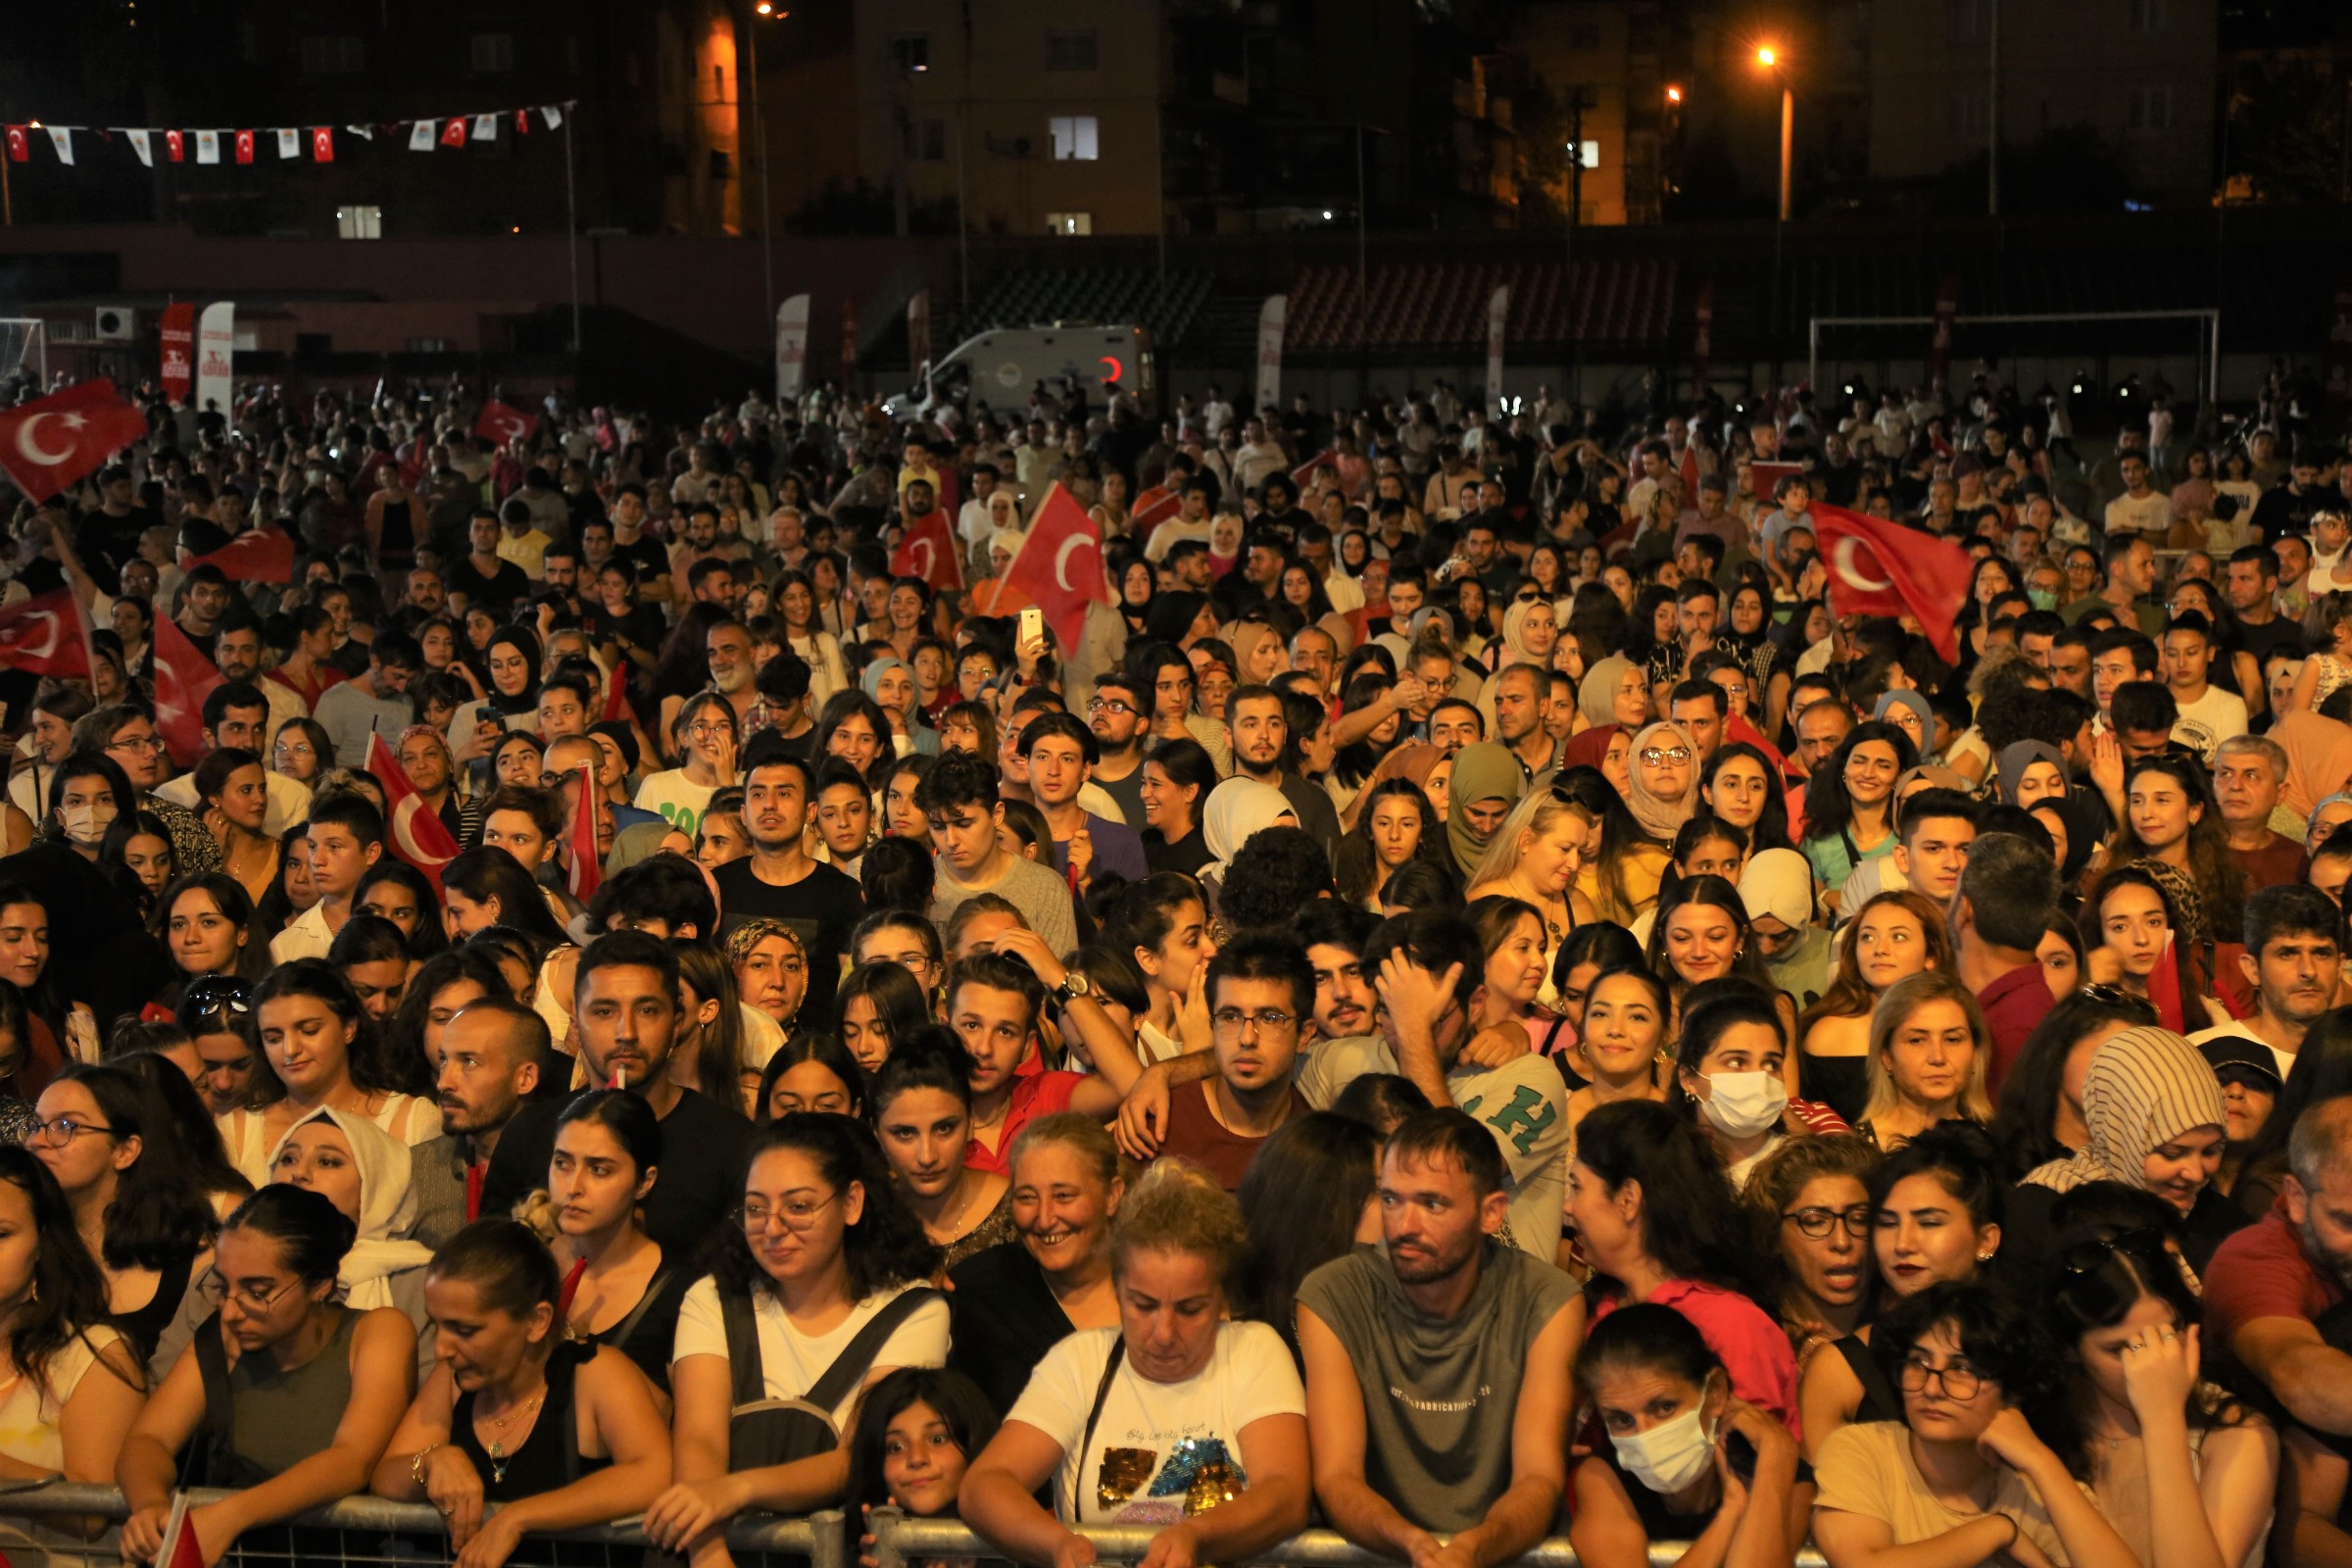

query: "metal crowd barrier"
(0, 1485), (1831, 1568)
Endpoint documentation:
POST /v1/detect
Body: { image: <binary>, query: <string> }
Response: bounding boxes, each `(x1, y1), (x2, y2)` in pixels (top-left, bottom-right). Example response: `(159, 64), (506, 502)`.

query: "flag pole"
(564, 109), (582, 357)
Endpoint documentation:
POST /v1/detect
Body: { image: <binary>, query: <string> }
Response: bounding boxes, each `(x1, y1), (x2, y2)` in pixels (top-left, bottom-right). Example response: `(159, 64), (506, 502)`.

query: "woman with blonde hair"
(1854, 971), (1995, 1152)
(1466, 792), (1601, 1001)
(1795, 891), (1954, 1128)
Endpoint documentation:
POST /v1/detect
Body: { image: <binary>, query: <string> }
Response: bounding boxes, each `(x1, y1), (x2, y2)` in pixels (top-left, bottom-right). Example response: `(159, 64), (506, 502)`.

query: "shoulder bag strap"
(1073, 1339), (1128, 1527)
(191, 1313), (236, 1469)
(606, 1262), (677, 1352)
(718, 1287), (766, 1411)
(803, 1287), (943, 1418)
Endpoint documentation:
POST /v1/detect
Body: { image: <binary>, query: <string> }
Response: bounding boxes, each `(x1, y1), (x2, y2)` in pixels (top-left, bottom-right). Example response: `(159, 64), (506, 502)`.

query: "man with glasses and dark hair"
(1151, 933), (1316, 1191)
(1084, 670), (1151, 830)
(70, 704), (220, 875)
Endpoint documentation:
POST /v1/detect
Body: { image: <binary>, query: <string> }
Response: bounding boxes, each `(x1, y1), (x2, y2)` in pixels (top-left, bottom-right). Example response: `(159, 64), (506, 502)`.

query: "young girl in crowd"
(546, 1091), (692, 1397)
(1794, 892), (1951, 1128)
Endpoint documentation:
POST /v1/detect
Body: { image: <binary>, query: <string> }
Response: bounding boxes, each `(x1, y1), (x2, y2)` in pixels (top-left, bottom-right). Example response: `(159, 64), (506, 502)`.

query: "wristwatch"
(1054, 970), (1093, 1004)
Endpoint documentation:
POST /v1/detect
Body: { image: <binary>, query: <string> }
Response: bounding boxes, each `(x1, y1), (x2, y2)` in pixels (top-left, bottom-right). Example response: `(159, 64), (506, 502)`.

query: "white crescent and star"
(0, 611), (60, 661)
(1832, 537), (1893, 593)
(907, 539), (936, 579)
(16, 414), (80, 466)
(1054, 535), (1094, 592)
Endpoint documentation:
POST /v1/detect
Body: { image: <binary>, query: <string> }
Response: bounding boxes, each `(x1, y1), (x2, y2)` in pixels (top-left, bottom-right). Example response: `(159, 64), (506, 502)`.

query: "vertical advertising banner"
(1485, 285), (1509, 413)
(1254, 295), (1286, 416)
(193, 302), (235, 416)
(160, 303), (194, 405)
(775, 294), (809, 404)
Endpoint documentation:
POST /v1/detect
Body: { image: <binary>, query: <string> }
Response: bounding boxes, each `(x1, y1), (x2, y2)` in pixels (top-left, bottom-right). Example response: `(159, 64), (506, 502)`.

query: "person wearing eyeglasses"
(1083, 670), (1152, 830)
(1747, 1134), (1883, 1374)
(70, 705), (223, 878)
(117, 1184), (418, 1568)
(645, 1114), (947, 1562)
(1814, 1280), (2138, 1568)
(1140, 934), (1315, 1194)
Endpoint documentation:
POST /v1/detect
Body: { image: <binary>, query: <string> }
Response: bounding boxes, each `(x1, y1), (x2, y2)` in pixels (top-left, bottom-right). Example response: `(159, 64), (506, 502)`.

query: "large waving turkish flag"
(474, 399), (538, 447)
(1813, 504), (1968, 663)
(367, 733), (461, 894)
(150, 614), (223, 768)
(997, 484), (1111, 652)
(0, 590), (90, 677)
(0, 380), (148, 503)
(183, 525), (295, 583)
(891, 511), (964, 593)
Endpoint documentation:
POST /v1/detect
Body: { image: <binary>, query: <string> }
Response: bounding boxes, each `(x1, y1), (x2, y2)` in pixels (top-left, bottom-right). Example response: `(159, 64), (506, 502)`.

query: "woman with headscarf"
(1225, 619), (1289, 690)
(1444, 742), (1527, 880)
(1476, 599), (1565, 732)
(861, 655), (939, 758)
(1562, 724), (1632, 796)
(1579, 655), (1650, 735)
(1871, 689), (1935, 760)
(2273, 710), (2352, 821)
(1624, 719), (1701, 844)
(266, 1106), (433, 1319)
(2012, 1025), (2246, 1273)
(1199, 777), (1298, 905)
(452, 625), (544, 756)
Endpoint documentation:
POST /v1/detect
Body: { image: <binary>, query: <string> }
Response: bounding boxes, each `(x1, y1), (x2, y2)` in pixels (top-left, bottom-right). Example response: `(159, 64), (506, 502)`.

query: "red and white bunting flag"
(312, 126), (335, 163)
(165, 129), (184, 163)
(124, 128), (153, 167)
(514, 109), (531, 134)
(45, 127), (73, 166)
(540, 106), (564, 130)
(470, 114), (498, 142)
(3, 126), (24, 163)
(193, 129), (220, 164)
(274, 127), (300, 160)
(440, 117), (468, 148)
(409, 120), (436, 151)
(232, 129), (255, 165)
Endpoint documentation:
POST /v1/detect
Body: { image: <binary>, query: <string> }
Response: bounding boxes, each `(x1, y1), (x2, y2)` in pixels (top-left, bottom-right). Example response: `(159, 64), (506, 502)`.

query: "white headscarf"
(1200, 778), (1298, 885)
(267, 1107), (432, 1310)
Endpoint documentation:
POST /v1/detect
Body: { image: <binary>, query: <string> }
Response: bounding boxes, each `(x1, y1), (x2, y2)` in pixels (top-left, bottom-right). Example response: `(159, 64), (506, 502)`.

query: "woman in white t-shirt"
(960, 1160), (1310, 1565)
(645, 1115), (949, 1564)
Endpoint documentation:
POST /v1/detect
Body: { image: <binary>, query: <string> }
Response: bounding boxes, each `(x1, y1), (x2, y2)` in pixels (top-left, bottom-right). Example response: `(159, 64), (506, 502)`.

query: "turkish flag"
(0, 590), (90, 678)
(441, 117), (468, 148)
(3, 126), (24, 163)
(1130, 485), (1181, 529)
(150, 614), (223, 769)
(157, 1493), (205, 1568)
(474, 399), (537, 446)
(0, 379), (149, 503)
(183, 525), (295, 583)
(233, 129), (255, 165)
(1748, 460), (1803, 501)
(367, 733), (461, 895)
(997, 484), (1110, 652)
(1813, 504), (1968, 663)
(564, 762), (603, 901)
(311, 126), (334, 163)
(891, 511), (963, 593)
(600, 660), (632, 724)
(165, 129), (184, 164)
(1679, 443), (1700, 503)
(1291, 449), (1338, 488)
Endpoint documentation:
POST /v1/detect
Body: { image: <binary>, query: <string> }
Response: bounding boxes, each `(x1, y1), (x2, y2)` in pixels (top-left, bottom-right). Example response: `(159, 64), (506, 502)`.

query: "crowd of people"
(1, 361), (2352, 1568)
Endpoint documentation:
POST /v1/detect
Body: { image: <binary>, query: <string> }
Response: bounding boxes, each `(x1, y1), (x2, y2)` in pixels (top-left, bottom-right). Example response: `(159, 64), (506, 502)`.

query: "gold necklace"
(477, 1381), (546, 1486)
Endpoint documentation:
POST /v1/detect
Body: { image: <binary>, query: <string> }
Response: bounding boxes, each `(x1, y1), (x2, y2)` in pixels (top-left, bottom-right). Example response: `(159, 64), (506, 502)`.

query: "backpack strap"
(803, 1288), (942, 1418)
(605, 1262), (676, 1355)
(1835, 1334), (1903, 1425)
(1074, 1338), (1127, 1526)
(718, 1286), (768, 1412)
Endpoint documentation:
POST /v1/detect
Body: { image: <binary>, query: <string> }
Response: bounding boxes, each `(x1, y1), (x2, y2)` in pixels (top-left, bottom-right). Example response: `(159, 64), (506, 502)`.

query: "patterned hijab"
(2022, 1026), (2226, 1195)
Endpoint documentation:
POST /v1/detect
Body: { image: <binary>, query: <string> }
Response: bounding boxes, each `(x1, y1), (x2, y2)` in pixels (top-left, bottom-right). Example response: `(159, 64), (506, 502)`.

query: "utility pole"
(1987, 0), (2001, 217)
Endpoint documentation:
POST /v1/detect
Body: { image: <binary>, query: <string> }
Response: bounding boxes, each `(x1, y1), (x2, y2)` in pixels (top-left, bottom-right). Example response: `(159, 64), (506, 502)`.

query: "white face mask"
(1612, 1385), (1721, 1495)
(59, 803), (117, 847)
(1699, 1070), (1788, 1140)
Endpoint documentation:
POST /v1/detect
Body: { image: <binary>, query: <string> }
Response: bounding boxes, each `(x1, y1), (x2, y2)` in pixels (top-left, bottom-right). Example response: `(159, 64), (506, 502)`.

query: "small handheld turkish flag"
(1129, 485), (1182, 530)
(182, 526), (295, 583)
(1291, 448), (1339, 489)
(998, 484), (1111, 653)
(158, 1492), (204, 1568)
(0, 590), (90, 678)
(1812, 503), (1968, 663)
(474, 400), (537, 447)
(1749, 461), (1803, 502)
(367, 733), (461, 895)
(565, 763), (604, 901)
(0, 379), (149, 503)
(150, 615), (223, 769)
(891, 511), (963, 593)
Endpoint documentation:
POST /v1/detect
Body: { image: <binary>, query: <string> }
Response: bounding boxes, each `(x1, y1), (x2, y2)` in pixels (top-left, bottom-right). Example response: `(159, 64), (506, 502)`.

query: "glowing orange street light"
(1754, 44), (1792, 221)
(1755, 45), (1777, 68)
(1665, 84), (1683, 104)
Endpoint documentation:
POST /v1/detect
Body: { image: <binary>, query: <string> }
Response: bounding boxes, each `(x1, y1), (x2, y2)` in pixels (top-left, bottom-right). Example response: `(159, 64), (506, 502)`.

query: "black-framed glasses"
(29, 1115), (115, 1149)
(1781, 1203), (1873, 1240)
(198, 1265), (303, 1316)
(1897, 1358), (1985, 1400)
(1210, 1007), (1298, 1038)
(1087, 698), (1136, 716)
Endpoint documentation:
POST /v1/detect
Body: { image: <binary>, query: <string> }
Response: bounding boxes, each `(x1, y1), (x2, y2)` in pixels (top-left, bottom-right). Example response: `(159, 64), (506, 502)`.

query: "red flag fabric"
(565, 763), (603, 901)
(1291, 449), (1338, 488)
(1130, 485), (1181, 529)
(0, 590), (89, 677)
(165, 129), (184, 164)
(367, 733), (461, 895)
(233, 129), (255, 165)
(182, 526), (294, 583)
(891, 511), (964, 593)
(1679, 443), (1699, 503)
(998, 484), (1110, 653)
(311, 126), (334, 163)
(159, 1493), (204, 1568)
(1748, 460), (1803, 502)
(514, 109), (531, 135)
(932, 466), (959, 529)
(150, 614), (222, 769)
(600, 660), (631, 724)
(474, 400), (537, 446)
(440, 117), (469, 148)
(3, 127), (25, 164)
(0, 379), (149, 503)
(1813, 503), (1968, 663)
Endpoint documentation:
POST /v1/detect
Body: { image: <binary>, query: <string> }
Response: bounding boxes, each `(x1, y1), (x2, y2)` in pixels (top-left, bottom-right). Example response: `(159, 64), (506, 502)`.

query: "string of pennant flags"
(2, 101), (576, 169)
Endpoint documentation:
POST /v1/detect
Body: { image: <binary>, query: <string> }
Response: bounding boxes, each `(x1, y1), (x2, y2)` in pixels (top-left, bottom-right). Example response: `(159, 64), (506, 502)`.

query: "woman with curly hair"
(645, 1114), (945, 1549)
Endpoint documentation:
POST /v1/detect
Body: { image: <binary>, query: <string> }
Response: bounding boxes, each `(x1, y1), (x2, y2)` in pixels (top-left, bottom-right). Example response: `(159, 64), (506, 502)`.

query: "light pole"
(1756, 45), (1791, 222)
(748, 4), (788, 337)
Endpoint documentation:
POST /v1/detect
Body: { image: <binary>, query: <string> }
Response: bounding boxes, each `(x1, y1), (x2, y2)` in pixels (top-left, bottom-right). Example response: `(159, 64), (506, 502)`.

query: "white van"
(885, 324), (1154, 419)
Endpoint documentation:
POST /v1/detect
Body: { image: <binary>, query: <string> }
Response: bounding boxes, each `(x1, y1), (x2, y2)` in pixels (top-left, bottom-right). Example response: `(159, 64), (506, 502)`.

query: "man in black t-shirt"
(478, 932), (751, 1258)
(444, 510), (530, 617)
(712, 746), (863, 1019)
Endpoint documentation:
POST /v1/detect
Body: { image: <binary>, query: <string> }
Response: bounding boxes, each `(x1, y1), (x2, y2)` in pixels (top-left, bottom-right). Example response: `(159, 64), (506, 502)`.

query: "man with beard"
(1296, 1108), (1579, 1557)
(410, 994), (545, 1247)
(706, 617), (759, 729)
(1230, 685), (1343, 854)
(479, 931), (751, 1256)
(2191, 885), (2342, 1080)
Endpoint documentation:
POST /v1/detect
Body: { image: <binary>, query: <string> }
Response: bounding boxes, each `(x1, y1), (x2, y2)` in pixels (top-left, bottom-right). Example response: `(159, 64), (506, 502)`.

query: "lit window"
(1050, 116), (1100, 161)
(336, 206), (382, 240)
(1047, 212), (1093, 236)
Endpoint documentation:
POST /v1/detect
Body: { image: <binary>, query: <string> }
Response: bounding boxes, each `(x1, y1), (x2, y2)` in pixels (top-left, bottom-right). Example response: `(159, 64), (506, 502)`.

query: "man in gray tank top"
(1297, 1108), (1583, 1564)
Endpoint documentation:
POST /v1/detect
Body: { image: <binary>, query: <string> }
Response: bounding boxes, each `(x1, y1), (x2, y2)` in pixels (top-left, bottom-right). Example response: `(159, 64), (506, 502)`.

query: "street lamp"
(1754, 43), (1791, 222)
(745, 5), (790, 340)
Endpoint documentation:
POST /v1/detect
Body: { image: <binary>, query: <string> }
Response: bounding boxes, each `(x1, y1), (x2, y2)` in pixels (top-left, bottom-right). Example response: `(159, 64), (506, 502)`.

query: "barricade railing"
(0, 1485), (1833, 1568)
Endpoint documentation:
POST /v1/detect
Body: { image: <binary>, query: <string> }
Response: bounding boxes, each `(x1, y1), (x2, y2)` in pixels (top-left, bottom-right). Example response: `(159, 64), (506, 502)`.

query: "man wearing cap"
(2191, 884), (2343, 1081)
(2198, 1036), (2281, 1196)
(1953, 832), (2063, 1094)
